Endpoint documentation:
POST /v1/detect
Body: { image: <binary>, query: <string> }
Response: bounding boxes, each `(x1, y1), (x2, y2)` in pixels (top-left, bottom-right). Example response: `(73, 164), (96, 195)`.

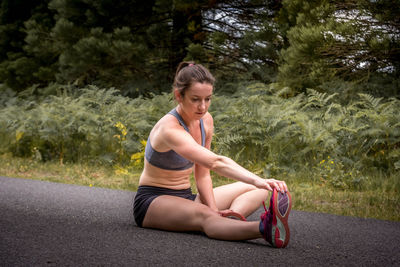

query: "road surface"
(1, 176), (399, 266)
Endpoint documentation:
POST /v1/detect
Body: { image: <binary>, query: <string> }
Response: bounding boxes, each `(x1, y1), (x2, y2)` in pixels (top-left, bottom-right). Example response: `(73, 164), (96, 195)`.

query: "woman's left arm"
(195, 165), (218, 211)
(194, 114), (218, 212)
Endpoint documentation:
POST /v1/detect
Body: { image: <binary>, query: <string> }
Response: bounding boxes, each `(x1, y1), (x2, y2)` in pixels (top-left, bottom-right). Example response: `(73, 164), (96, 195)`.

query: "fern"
(1, 83), (399, 188)
(304, 88), (338, 109)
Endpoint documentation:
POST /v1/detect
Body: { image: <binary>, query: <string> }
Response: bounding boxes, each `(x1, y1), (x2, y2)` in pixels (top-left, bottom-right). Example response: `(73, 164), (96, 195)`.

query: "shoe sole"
(271, 189), (292, 248)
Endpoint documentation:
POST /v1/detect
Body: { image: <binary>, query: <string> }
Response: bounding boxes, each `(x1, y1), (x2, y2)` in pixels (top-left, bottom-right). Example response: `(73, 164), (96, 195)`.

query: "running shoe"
(259, 188), (292, 248)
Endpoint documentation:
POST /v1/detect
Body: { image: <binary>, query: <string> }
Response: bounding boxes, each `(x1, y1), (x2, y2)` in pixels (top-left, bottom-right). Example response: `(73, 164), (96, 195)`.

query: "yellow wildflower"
(114, 121), (124, 129)
(115, 165), (129, 175)
(131, 152), (142, 161)
(16, 131), (24, 142)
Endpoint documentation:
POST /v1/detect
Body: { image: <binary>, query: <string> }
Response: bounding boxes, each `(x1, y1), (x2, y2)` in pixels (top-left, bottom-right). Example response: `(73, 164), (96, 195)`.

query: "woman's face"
(177, 82), (213, 120)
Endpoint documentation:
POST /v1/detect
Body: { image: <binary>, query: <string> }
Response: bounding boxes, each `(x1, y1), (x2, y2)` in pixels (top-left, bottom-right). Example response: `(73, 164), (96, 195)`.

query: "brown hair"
(173, 61), (215, 97)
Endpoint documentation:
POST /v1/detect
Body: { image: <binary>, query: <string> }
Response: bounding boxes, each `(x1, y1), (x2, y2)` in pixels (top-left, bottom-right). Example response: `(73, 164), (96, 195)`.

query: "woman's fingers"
(265, 179), (288, 193)
(272, 181), (281, 192)
(282, 181), (288, 192)
(265, 182), (273, 191)
(255, 178), (289, 193)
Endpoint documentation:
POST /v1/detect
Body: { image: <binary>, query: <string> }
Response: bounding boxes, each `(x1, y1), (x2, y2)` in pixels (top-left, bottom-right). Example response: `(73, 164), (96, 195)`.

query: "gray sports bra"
(144, 108), (206, 170)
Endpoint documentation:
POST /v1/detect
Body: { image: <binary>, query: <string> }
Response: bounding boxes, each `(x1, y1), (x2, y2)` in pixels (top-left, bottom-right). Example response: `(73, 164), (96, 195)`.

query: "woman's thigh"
(209, 182), (268, 211)
(143, 195), (215, 232)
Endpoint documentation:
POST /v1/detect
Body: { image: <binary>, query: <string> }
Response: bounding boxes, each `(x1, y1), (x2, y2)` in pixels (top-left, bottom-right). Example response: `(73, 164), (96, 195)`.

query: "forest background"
(0, 0), (399, 220)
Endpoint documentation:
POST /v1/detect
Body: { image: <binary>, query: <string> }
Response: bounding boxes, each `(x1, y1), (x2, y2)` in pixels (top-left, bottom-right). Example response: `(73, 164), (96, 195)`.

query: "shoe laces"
(260, 201), (272, 240)
(260, 201), (269, 221)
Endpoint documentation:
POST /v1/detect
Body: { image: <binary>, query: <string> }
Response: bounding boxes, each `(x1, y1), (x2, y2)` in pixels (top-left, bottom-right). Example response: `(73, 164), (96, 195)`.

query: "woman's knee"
(196, 204), (218, 219)
(194, 205), (219, 229)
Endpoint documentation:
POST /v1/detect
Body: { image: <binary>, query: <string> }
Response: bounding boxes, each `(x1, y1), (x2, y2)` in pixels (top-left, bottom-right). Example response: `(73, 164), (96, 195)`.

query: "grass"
(290, 183), (399, 220)
(0, 153), (141, 191)
(1, 153), (399, 222)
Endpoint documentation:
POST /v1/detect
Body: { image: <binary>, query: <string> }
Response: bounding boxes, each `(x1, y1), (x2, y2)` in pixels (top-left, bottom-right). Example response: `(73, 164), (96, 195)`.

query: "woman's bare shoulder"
(152, 113), (181, 135)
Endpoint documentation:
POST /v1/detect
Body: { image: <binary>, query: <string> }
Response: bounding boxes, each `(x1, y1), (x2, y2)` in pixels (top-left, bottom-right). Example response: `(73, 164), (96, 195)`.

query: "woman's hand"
(254, 178), (288, 193)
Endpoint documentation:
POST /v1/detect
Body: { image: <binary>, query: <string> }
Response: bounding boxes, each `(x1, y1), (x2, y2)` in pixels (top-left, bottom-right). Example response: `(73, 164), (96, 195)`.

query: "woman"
(133, 62), (292, 248)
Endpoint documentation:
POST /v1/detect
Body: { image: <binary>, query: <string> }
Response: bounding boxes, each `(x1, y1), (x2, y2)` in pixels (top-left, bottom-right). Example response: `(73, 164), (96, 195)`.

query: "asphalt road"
(1, 176), (399, 266)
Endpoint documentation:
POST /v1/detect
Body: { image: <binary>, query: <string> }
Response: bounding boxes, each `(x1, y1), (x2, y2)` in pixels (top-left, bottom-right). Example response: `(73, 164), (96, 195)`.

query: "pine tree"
(0, 0), (284, 96)
(276, 0), (400, 98)
(0, 0), (54, 91)
(186, 0), (283, 90)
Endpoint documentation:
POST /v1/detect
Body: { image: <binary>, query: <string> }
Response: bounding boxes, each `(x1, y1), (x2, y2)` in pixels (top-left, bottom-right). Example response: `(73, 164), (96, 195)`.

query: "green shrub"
(0, 83), (399, 190)
(0, 85), (174, 165)
(210, 83), (400, 190)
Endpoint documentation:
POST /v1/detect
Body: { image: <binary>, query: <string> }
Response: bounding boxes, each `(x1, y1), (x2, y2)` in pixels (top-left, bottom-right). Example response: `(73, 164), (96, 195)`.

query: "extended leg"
(143, 195), (262, 241)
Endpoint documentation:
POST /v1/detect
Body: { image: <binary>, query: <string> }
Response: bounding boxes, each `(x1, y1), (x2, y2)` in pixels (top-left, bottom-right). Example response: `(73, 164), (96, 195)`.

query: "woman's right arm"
(162, 124), (288, 193)
(210, 155), (287, 192)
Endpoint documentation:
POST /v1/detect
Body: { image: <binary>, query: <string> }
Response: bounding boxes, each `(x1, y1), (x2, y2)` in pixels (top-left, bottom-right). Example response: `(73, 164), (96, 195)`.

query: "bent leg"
(210, 182), (269, 217)
(143, 195), (261, 241)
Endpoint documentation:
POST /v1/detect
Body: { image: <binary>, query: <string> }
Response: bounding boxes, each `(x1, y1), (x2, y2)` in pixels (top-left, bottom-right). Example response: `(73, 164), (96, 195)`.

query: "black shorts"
(133, 185), (197, 227)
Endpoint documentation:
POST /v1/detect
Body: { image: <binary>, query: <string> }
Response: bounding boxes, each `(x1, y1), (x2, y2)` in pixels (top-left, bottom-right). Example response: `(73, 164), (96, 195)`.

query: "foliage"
(210, 83), (400, 189)
(276, 0), (400, 97)
(1, 84), (399, 190)
(0, 85), (174, 165)
(188, 0), (283, 87)
(1, 0), (398, 98)
(0, 0), (281, 96)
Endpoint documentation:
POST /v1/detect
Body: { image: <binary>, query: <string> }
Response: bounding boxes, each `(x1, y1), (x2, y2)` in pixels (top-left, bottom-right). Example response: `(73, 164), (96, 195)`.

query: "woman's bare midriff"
(139, 159), (193, 190)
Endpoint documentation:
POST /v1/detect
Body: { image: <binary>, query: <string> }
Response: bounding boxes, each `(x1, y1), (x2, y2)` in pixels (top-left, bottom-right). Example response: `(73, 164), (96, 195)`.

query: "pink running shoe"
(259, 188), (292, 248)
